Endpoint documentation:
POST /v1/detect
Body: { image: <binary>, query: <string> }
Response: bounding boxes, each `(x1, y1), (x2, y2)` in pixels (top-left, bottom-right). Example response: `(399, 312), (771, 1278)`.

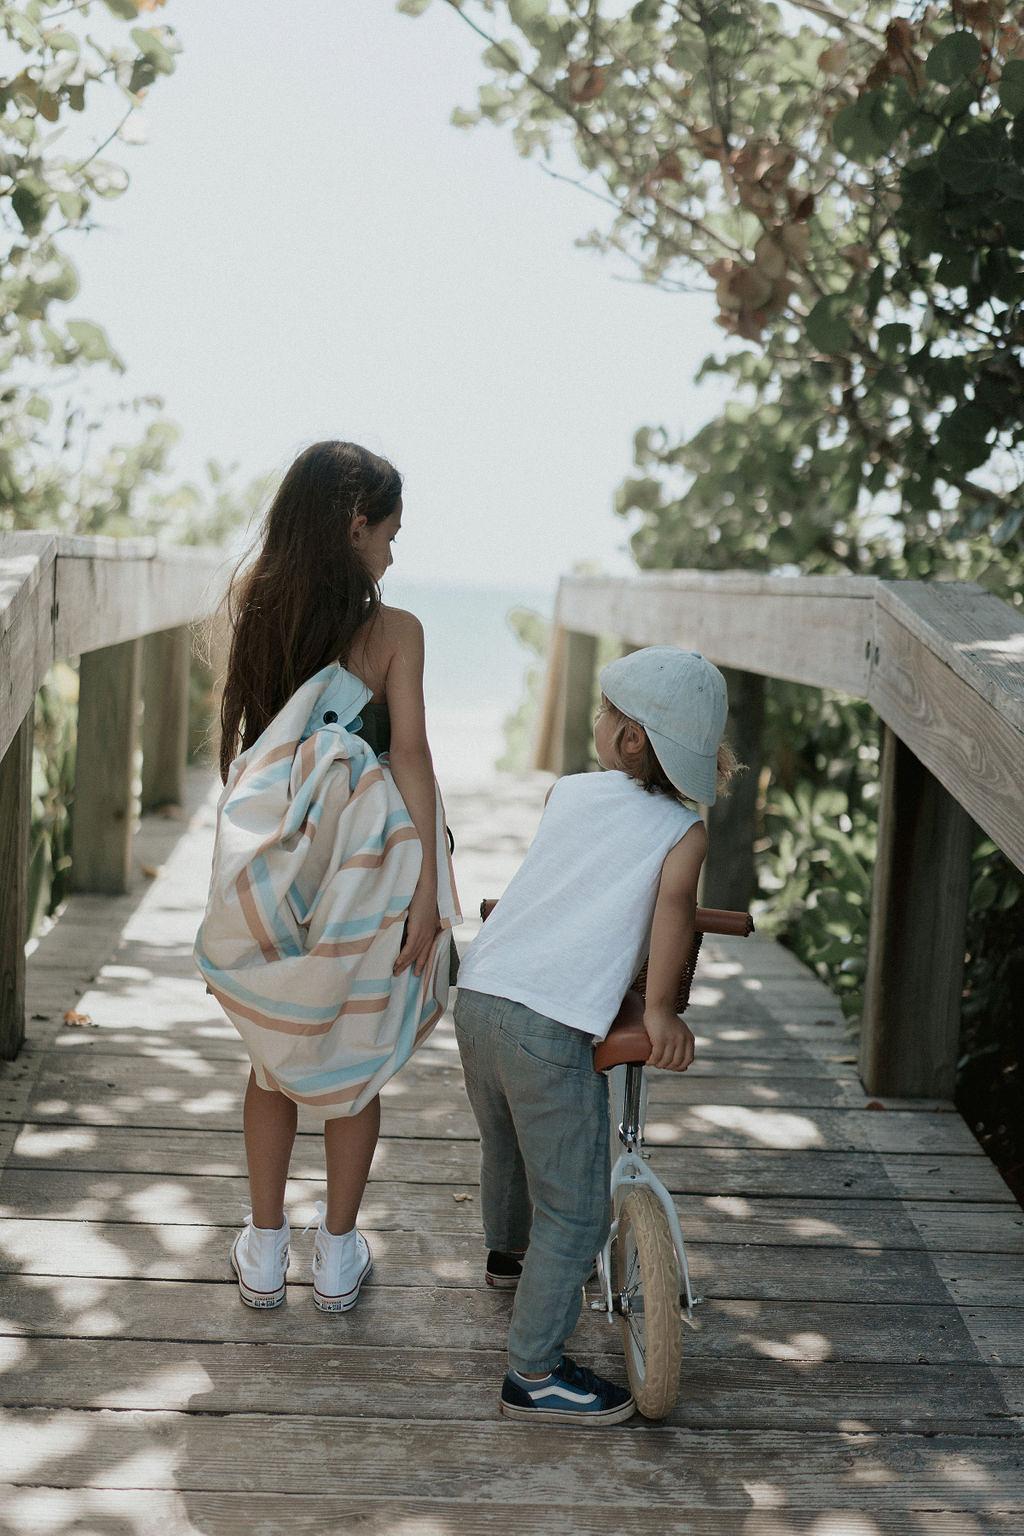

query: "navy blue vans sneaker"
(500, 1356), (635, 1425)
(486, 1250), (524, 1289)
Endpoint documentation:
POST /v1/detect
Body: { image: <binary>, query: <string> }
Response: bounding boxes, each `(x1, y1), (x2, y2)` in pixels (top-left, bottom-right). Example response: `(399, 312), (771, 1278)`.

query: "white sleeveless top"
(457, 770), (702, 1040)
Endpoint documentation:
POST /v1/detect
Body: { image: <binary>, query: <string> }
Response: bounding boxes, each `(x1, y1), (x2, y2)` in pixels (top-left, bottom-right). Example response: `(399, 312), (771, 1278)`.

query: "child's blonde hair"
(601, 696), (741, 805)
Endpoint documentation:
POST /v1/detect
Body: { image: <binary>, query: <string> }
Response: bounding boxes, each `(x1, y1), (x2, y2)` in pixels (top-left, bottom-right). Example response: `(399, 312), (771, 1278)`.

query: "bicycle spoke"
(626, 1306), (646, 1365)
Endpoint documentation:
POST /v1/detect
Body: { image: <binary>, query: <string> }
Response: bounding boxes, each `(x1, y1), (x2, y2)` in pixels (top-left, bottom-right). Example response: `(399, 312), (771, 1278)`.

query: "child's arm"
(642, 822), (708, 1072)
(382, 609), (440, 978)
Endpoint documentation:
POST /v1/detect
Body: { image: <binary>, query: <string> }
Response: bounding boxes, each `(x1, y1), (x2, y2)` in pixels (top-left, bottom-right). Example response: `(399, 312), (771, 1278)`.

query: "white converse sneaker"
(230, 1213), (290, 1309)
(307, 1201), (373, 1313)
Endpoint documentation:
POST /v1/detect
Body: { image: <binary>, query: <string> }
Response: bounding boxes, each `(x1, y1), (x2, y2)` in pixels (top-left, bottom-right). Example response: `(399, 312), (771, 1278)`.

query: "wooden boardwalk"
(1, 770), (1022, 1534)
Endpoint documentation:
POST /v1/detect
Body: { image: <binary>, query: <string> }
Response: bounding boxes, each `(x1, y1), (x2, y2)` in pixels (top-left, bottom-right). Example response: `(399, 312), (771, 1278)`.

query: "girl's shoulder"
(377, 604), (424, 643)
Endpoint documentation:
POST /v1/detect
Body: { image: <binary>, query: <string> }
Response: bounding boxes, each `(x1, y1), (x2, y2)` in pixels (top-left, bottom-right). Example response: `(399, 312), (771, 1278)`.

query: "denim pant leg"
(497, 1006), (611, 1375)
(453, 991), (532, 1253)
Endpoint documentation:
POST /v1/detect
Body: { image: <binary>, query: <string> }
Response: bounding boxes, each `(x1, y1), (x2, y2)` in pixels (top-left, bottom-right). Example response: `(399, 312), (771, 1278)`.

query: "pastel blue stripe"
(286, 1054), (392, 1094)
(251, 855), (302, 957)
(194, 944), (338, 1022)
(319, 898), (409, 941)
(347, 978), (392, 997)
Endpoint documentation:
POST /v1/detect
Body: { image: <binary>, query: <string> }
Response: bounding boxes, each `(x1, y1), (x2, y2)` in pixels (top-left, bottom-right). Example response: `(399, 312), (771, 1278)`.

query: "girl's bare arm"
(642, 821), (708, 1072)
(381, 609), (440, 976)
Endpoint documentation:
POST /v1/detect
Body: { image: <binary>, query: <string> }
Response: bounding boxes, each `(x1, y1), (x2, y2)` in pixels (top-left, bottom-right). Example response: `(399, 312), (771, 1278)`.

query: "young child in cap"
(454, 646), (736, 1425)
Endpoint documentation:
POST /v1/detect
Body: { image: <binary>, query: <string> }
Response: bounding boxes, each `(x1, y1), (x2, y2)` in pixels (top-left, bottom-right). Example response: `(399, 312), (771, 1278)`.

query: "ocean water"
(383, 578), (555, 786)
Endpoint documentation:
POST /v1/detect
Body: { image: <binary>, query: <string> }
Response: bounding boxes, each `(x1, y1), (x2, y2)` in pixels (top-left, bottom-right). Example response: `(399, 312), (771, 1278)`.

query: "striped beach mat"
(194, 663), (461, 1118)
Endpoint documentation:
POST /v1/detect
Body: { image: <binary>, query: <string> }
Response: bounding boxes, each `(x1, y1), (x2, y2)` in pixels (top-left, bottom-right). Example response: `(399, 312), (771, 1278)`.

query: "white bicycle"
(590, 907), (753, 1419)
(480, 900), (753, 1421)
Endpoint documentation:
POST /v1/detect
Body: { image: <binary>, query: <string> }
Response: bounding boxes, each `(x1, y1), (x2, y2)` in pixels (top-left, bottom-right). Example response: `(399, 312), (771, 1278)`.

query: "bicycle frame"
(592, 1062), (701, 1328)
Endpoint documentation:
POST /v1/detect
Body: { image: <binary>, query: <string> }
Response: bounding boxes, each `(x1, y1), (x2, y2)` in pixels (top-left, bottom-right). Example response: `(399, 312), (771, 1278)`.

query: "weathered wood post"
(0, 714), (33, 1059)
(141, 625), (191, 810)
(534, 625), (598, 776)
(71, 638), (143, 894)
(702, 667), (765, 910)
(859, 723), (974, 1098)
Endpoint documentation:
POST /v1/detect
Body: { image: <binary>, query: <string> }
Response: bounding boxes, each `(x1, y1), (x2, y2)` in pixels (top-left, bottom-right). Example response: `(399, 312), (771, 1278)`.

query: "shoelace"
(301, 1200), (327, 1237)
(558, 1357), (606, 1396)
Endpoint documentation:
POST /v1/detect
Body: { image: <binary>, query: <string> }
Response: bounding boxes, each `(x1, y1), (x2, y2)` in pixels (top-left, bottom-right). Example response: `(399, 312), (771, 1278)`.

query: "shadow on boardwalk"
(1, 770), (1022, 1534)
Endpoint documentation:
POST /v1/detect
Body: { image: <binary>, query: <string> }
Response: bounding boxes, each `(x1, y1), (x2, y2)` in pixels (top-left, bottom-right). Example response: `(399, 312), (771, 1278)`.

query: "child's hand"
(643, 1006), (696, 1072)
(394, 879), (441, 978)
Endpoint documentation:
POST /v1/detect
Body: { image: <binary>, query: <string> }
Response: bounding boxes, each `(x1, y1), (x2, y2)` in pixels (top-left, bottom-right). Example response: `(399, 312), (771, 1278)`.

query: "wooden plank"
(870, 600), (1024, 875)
(4, 1410), (1023, 1507)
(141, 626), (191, 810)
(556, 574), (875, 696)
(4, 1201), (1019, 1287)
(2, 1489), (1016, 1536)
(0, 1147), (1011, 1226)
(0, 712), (32, 1060)
(861, 725), (973, 1097)
(53, 539), (224, 659)
(1, 1255), (1022, 1364)
(70, 639), (143, 895)
(1, 1232), (1021, 1318)
(1, 1058), (984, 1149)
(878, 579), (1024, 739)
(0, 1333), (1019, 1435)
(559, 628), (599, 773)
(0, 533), (55, 764)
(5, 1136), (1019, 1253)
(702, 666), (765, 908)
(531, 620), (565, 772)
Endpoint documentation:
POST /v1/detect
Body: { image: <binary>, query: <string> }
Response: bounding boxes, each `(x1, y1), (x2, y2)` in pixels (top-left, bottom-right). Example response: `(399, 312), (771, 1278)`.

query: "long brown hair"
(219, 440), (402, 782)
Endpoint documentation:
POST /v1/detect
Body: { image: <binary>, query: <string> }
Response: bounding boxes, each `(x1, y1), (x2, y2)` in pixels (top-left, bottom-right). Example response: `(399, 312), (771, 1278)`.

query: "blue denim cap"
(599, 646), (728, 805)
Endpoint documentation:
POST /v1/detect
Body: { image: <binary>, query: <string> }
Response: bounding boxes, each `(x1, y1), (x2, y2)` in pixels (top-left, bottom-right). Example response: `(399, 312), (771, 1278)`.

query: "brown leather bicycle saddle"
(592, 989), (650, 1073)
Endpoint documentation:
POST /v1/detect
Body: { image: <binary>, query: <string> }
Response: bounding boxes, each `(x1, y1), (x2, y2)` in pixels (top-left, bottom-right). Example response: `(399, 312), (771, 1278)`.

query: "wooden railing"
(0, 532), (226, 1060)
(535, 572), (1024, 1100)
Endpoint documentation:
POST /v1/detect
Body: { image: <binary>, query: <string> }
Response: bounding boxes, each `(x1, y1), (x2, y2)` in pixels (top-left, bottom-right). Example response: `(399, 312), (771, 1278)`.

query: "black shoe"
(486, 1249), (525, 1289)
(500, 1355), (635, 1425)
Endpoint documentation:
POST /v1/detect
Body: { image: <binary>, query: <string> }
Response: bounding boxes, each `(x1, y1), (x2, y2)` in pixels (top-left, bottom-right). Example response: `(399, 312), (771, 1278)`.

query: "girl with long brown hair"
(199, 439), (459, 1313)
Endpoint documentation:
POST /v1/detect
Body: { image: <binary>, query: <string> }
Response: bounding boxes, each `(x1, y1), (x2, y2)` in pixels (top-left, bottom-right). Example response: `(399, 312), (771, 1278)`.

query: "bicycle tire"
(613, 1185), (682, 1419)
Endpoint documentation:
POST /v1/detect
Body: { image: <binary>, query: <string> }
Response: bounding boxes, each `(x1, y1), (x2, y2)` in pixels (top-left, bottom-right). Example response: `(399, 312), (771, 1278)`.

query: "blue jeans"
(453, 987), (611, 1374)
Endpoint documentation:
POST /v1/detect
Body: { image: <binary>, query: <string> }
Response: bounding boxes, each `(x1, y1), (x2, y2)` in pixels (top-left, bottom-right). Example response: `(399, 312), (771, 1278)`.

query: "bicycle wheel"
(613, 1185), (683, 1419)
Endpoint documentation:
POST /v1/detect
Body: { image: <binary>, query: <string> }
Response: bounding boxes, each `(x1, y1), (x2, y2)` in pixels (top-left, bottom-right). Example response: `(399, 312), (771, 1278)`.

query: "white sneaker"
(307, 1201), (373, 1313)
(230, 1213), (290, 1309)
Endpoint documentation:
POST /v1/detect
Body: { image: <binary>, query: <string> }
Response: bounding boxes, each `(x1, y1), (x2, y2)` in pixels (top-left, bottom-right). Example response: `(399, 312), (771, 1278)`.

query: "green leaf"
(396, 0), (432, 13)
(1000, 60), (1024, 117)
(11, 185), (45, 235)
(876, 323), (911, 360)
(937, 123), (1008, 194)
(936, 401), (993, 472)
(900, 158), (943, 211)
(925, 31), (982, 88)
(8, 13), (44, 48)
(66, 319), (115, 361)
(103, 0), (140, 17)
(509, 0), (548, 23)
(806, 295), (853, 354)
(57, 190), (87, 223)
(129, 27), (176, 74)
(992, 508), (1023, 547)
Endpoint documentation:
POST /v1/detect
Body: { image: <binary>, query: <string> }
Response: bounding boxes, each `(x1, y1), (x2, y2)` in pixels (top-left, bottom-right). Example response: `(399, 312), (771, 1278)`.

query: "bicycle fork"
(590, 1061), (702, 1329)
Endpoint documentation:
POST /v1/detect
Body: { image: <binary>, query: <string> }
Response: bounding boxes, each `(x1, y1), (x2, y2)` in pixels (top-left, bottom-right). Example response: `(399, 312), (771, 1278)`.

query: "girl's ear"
(350, 513), (369, 547)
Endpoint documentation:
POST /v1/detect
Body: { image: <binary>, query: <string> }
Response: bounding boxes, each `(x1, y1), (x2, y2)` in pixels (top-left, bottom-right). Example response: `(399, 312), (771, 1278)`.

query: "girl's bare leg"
(243, 1070), (297, 1229)
(323, 1094), (381, 1235)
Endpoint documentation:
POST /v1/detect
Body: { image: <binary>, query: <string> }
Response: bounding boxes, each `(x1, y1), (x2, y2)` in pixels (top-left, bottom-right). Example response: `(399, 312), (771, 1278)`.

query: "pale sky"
(69, 0), (727, 591)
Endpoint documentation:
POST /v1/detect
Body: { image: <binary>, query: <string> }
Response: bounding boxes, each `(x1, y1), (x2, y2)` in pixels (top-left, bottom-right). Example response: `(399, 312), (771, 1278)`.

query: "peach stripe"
(262, 1068), (365, 1108)
(211, 984), (389, 1036)
(236, 867), (280, 961)
(339, 826), (419, 872)
(240, 742), (295, 783)
(310, 912), (405, 958)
